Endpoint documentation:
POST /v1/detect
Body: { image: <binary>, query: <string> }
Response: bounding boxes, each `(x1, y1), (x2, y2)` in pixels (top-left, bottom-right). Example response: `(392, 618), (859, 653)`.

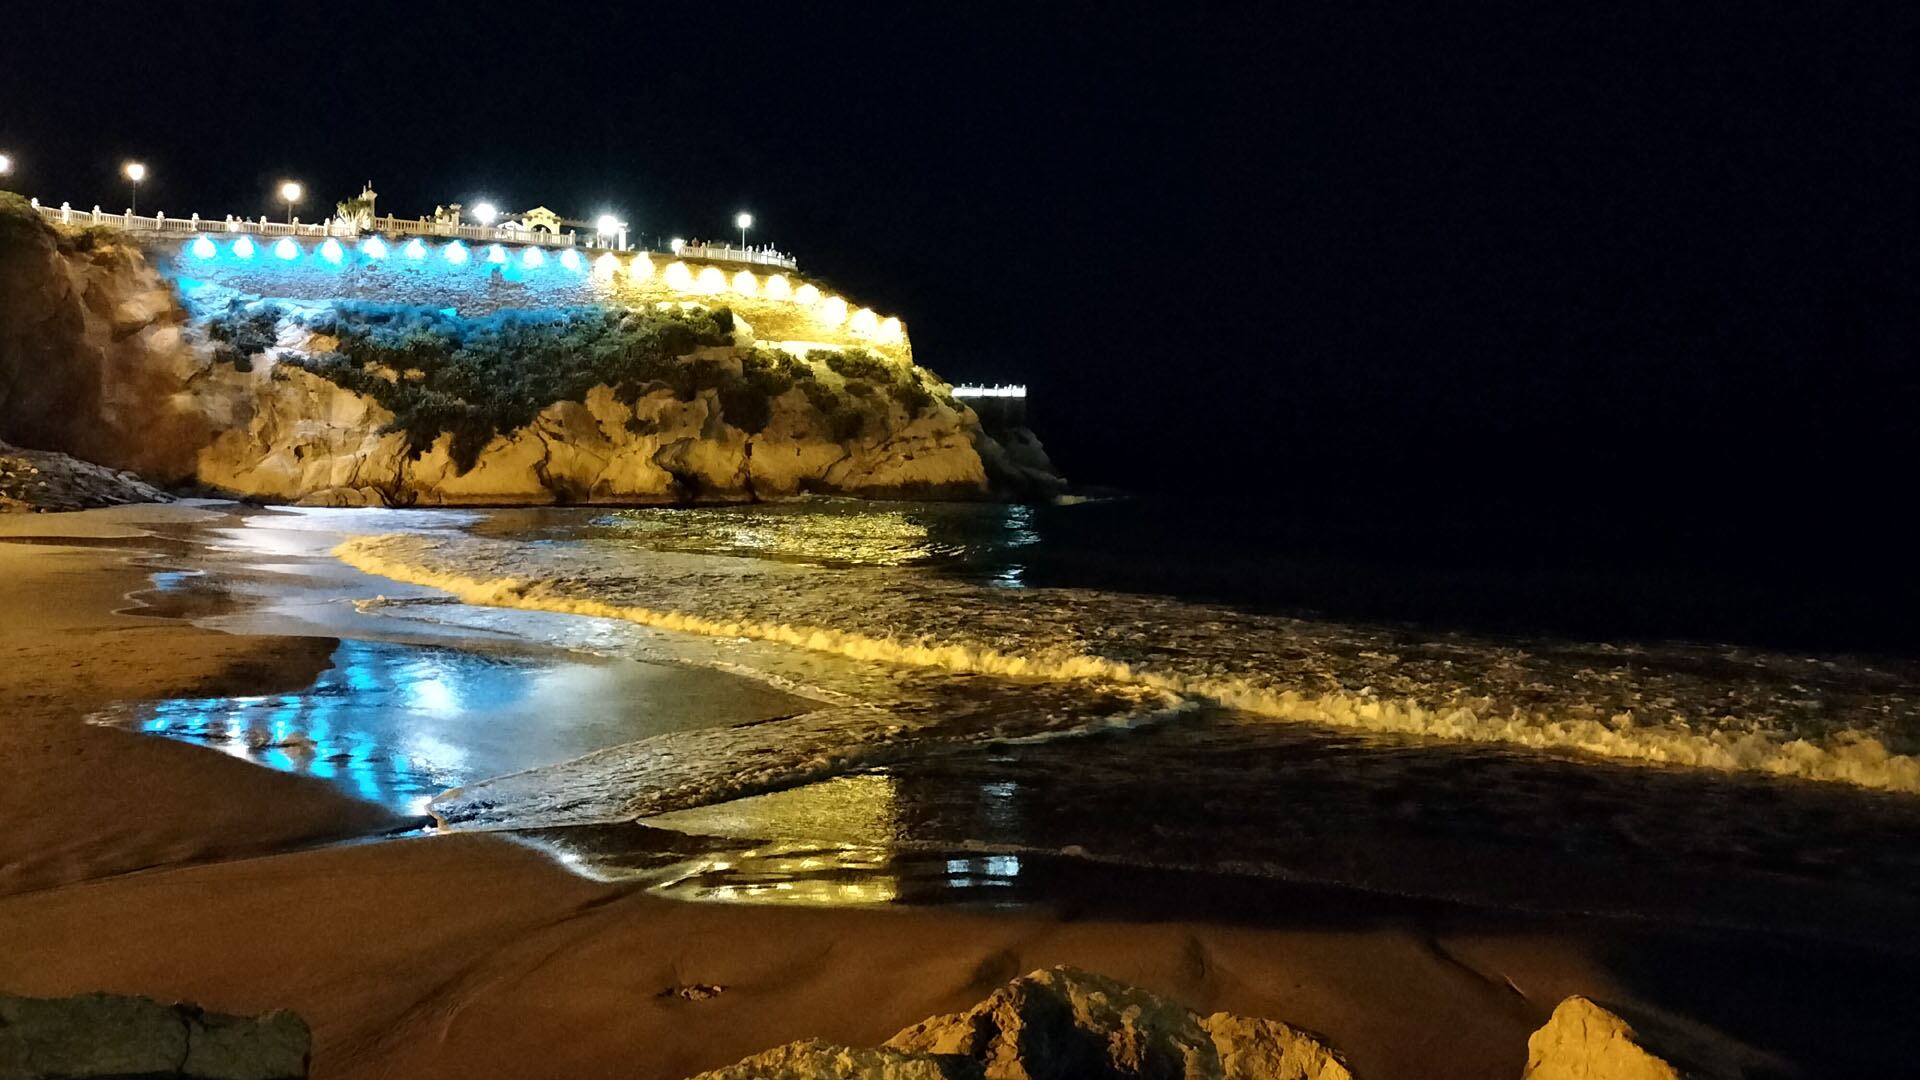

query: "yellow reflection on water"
(606, 509), (940, 567)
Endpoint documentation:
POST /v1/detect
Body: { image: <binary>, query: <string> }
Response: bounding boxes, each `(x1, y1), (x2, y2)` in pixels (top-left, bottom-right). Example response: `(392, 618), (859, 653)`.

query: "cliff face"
(198, 353), (993, 507)
(0, 198), (1057, 505)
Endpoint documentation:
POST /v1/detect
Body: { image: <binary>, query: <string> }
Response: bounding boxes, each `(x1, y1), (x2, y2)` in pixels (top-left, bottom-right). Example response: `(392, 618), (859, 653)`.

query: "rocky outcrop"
(692, 1040), (979, 1080)
(0, 196), (1060, 505)
(1522, 996), (1790, 1080)
(195, 363), (996, 508)
(0, 991), (309, 1079)
(696, 967), (1352, 1080)
(0, 440), (170, 512)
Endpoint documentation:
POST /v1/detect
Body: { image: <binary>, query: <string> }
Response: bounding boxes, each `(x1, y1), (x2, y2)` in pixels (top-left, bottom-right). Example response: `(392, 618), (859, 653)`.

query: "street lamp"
(279, 181), (302, 225)
(735, 211), (752, 250)
(0, 153), (12, 178)
(473, 202), (498, 226)
(123, 161), (146, 214)
(595, 214), (623, 251)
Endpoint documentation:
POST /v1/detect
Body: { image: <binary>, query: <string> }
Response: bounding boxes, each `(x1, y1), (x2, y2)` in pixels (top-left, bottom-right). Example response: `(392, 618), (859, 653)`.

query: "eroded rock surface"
(1523, 996), (1790, 1080)
(0, 991), (309, 1079)
(0, 440), (170, 512)
(692, 1039), (979, 1080)
(700, 967), (1352, 1080)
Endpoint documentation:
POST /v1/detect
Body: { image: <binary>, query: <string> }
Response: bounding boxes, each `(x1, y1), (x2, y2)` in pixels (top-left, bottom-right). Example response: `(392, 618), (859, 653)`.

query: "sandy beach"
(0, 506), (1911, 1078)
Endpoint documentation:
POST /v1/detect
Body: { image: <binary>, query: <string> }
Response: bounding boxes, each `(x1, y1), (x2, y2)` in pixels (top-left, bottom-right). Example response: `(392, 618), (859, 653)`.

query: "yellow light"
(629, 253), (653, 281)
(849, 307), (879, 336)
(731, 270), (757, 296)
(664, 261), (693, 290)
(279, 181), (303, 203)
(793, 283), (821, 306)
(593, 253), (620, 279)
(123, 161), (146, 182)
(764, 274), (792, 301)
(878, 316), (904, 344)
(818, 295), (847, 327)
(696, 266), (727, 294)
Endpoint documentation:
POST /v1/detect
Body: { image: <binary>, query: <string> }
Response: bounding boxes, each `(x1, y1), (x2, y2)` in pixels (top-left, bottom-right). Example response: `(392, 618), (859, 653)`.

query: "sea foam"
(336, 532), (1920, 794)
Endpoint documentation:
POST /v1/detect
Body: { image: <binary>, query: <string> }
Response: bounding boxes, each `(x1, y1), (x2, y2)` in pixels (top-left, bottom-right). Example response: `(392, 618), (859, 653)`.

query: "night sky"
(4, 3), (1915, 565)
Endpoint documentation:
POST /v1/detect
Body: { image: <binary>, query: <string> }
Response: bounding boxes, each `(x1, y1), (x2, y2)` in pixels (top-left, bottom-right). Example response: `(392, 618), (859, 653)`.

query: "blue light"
(559, 249), (582, 271)
(320, 238), (344, 264)
(444, 241), (469, 265)
(190, 235), (216, 259)
(403, 238), (426, 260)
(233, 236), (256, 259)
(273, 237), (299, 261)
(521, 246), (544, 269)
(361, 236), (389, 259)
(487, 244), (507, 264)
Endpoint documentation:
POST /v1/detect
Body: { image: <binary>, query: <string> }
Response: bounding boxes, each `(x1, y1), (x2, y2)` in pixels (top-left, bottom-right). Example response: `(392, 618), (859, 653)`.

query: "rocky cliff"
(0, 194), (1060, 506)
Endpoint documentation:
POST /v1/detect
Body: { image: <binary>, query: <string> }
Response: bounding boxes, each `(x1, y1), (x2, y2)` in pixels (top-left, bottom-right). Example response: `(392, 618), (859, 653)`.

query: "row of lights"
(186, 236), (901, 341)
(0, 157), (761, 252)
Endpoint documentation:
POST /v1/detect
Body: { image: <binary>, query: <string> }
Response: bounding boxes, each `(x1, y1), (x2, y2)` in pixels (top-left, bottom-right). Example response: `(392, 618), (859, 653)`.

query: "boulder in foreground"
(1523, 995), (1792, 1080)
(0, 991), (308, 1079)
(696, 966), (1353, 1080)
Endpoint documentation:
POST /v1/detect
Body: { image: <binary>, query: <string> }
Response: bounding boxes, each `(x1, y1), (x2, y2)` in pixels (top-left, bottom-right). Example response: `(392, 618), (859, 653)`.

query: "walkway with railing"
(28, 200), (800, 269)
(675, 242), (798, 270)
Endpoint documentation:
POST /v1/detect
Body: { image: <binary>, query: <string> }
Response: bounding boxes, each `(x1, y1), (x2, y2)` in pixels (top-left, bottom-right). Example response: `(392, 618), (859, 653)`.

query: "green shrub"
(279, 302), (762, 472)
(205, 302), (281, 371)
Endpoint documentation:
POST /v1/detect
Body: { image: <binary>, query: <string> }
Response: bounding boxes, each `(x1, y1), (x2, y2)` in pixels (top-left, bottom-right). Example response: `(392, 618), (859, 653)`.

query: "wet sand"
(0, 505), (1910, 1078)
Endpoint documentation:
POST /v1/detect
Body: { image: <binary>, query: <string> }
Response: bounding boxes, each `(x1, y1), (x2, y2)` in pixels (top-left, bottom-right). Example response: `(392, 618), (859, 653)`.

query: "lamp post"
(596, 214), (623, 251)
(735, 211), (752, 252)
(123, 161), (146, 214)
(280, 181), (302, 226)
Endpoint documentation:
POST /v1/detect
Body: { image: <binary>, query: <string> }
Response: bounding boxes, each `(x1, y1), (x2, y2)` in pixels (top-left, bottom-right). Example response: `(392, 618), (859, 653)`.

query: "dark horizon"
(5, 3), (1915, 561)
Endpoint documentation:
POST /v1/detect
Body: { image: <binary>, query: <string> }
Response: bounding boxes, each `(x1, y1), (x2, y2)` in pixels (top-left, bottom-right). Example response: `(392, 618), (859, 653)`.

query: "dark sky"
(4, 3), (1916, 545)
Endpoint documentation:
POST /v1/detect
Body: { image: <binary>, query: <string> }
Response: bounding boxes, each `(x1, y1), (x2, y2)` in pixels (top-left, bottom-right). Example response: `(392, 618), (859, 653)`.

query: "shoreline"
(1, 505), (1914, 1076)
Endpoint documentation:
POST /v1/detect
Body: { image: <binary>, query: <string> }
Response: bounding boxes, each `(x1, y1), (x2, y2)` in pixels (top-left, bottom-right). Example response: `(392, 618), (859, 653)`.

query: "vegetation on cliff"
(202, 300), (956, 472)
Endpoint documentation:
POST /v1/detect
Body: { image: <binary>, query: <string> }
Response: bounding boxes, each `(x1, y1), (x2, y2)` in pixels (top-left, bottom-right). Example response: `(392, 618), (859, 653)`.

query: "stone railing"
(28, 201), (583, 248)
(675, 241), (797, 270)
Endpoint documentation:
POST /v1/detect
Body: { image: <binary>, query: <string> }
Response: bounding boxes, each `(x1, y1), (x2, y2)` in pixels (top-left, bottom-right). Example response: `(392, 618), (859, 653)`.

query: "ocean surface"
(104, 499), (1920, 936)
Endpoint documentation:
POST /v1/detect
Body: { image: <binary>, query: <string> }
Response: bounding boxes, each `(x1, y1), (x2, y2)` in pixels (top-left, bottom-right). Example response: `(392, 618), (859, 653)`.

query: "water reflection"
(102, 638), (795, 818)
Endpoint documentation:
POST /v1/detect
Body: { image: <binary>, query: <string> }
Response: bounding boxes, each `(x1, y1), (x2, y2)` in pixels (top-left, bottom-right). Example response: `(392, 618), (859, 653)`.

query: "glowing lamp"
(663, 261), (693, 290)
(320, 238), (343, 264)
(793, 283), (820, 306)
(403, 238), (426, 260)
(669, 237), (686, 254)
(361, 236), (389, 259)
(593, 253), (620, 279)
(764, 274), (792, 301)
(0, 153), (11, 176)
(849, 307), (879, 336)
(595, 214), (620, 235)
(818, 295), (847, 327)
(559, 249), (582, 271)
(628, 253), (653, 281)
(190, 235), (216, 259)
(233, 236), (256, 259)
(696, 266), (727, 294)
(735, 211), (753, 230)
(731, 270), (757, 296)
(273, 237), (299, 260)
(473, 202), (498, 225)
(521, 246), (545, 268)
(123, 161), (146, 182)
(487, 244), (507, 264)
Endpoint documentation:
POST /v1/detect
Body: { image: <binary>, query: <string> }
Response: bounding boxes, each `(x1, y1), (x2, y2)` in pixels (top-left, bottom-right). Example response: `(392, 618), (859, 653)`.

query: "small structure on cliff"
(334, 183), (377, 231)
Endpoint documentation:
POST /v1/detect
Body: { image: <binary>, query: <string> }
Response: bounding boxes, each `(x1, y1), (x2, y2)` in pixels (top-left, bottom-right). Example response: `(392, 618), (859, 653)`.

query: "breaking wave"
(335, 532), (1920, 793)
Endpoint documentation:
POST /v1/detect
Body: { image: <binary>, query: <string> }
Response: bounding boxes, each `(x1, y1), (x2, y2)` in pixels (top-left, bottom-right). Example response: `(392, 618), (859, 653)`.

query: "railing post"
(60, 202), (72, 224)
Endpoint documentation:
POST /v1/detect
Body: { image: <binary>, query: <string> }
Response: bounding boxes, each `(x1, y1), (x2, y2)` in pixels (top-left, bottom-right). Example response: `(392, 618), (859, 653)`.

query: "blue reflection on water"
(117, 640), (539, 817)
